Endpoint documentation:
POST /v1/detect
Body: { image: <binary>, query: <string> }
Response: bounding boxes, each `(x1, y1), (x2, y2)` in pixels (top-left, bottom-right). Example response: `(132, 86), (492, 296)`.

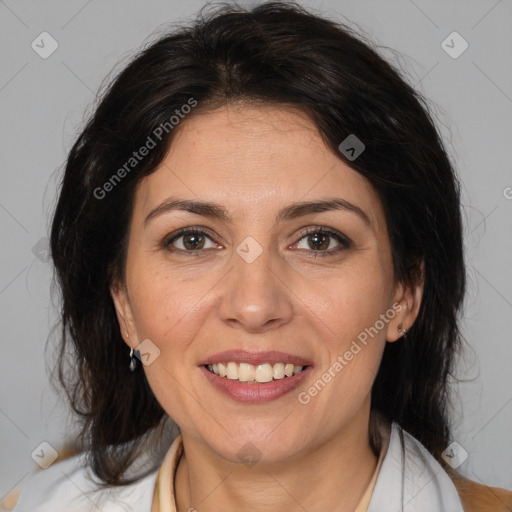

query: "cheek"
(125, 263), (213, 429)
(126, 260), (213, 349)
(297, 261), (392, 340)
(293, 255), (391, 405)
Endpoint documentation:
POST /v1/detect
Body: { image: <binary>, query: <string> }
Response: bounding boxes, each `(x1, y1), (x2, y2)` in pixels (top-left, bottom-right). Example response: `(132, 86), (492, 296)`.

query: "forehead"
(134, 104), (385, 232)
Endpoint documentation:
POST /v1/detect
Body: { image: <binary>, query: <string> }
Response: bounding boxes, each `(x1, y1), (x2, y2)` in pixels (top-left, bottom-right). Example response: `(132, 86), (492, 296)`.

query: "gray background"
(1, 0), (511, 499)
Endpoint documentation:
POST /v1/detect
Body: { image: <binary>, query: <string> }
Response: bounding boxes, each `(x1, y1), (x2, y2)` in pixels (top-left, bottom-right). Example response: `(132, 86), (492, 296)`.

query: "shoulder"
(398, 424), (512, 512)
(446, 468), (512, 512)
(1, 452), (92, 511)
(0, 452), (159, 512)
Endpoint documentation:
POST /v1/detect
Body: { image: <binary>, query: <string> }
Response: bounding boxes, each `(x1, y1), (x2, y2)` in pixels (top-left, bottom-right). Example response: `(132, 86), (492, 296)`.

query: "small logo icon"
(236, 442), (262, 468)
(31, 441), (58, 469)
(32, 237), (50, 262)
(236, 236), (263, 264)
(442, 441), (468, 469)
(134, 339), (161, 366)
(441, 32), (468, 59)
(31, 32), (59, 59)
(338, 134), (365, 161)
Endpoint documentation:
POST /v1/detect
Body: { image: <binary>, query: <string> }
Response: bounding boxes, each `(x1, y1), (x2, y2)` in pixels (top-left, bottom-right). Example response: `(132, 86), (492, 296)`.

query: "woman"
(2, 2), (511, 511)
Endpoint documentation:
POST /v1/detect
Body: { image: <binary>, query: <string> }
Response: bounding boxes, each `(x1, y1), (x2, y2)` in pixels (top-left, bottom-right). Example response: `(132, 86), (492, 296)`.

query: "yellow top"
(4, 417), (512, 512)
(0, 419), (390, 512)
(151, 429), (390, 512)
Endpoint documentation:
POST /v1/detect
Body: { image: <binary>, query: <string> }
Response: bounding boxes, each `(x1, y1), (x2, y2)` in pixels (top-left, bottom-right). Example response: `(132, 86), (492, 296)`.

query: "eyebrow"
(143, 197), (372, 229)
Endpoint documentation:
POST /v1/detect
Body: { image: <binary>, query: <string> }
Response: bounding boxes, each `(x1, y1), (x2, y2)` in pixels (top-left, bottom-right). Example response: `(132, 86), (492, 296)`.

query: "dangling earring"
(398, 323), (407, 339)
(126, 332), (138, 372)
(129, 347), (138, 372)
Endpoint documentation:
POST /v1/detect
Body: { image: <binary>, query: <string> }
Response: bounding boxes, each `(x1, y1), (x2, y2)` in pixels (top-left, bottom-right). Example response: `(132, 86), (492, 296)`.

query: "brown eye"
(293, 228), (351, 256)
(181, 232), (206, 250)
(306, 232), (330, 250)
(164, 229), (219, 252)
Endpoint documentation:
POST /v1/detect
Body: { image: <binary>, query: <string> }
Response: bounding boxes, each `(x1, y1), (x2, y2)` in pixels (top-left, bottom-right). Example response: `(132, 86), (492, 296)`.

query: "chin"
(207, 426), (306, 467)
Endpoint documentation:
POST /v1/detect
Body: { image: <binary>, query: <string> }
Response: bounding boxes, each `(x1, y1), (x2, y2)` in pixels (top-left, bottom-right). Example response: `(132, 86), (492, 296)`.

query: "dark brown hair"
(49, 0), (466, 487)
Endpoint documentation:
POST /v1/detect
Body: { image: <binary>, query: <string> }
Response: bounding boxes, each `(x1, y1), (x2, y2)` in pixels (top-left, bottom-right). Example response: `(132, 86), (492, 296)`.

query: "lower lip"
(200, 365), (313, 403)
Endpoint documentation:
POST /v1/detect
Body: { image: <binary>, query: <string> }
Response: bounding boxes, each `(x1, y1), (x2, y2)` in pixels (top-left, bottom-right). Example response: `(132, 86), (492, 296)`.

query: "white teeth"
(205, 361), (307, 382)
(255, 363), (273, 382)
(239, 362), (255, 382)
(226, 362), (238, 380)
(272, 363), (285, 379)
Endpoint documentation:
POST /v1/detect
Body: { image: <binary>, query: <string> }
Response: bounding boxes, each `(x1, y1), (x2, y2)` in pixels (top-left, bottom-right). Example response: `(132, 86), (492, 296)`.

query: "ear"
(110, 279), (138, 350)
(386, 261), (424, 342)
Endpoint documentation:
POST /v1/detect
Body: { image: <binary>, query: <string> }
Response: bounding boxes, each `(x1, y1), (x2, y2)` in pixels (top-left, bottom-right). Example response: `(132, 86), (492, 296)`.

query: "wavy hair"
(49, 0), (466, 486)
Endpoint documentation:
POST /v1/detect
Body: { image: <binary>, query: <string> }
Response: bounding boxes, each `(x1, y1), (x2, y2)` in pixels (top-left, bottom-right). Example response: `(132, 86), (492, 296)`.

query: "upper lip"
(198, 350), (313, 367)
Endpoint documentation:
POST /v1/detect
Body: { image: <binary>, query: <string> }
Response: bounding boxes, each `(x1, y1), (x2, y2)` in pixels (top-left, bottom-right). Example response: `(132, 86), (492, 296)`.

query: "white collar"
(7, 421), (464, 512)
(367, 422), (464, 512)
(154, 420), (464, 512)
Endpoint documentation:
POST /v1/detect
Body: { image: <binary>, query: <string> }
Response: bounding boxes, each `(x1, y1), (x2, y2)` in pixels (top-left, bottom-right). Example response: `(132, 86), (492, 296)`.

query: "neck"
(174, 406), (380, 512)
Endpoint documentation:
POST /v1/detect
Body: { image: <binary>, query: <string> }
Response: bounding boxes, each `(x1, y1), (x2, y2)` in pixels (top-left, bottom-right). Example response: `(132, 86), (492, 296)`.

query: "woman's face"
(112, 103), (421, 464)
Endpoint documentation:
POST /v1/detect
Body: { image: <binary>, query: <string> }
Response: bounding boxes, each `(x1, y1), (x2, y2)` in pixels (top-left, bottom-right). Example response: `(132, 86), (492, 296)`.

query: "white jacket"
(4, 421), (465, 512)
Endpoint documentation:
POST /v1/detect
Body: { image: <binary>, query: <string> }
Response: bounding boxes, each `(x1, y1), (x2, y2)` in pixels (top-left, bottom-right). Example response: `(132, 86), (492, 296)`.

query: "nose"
(218, 243), (294, 333)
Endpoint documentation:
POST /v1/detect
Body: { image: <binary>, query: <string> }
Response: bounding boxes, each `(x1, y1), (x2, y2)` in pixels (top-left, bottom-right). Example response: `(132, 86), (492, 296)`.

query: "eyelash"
(162, 226), (351, 258)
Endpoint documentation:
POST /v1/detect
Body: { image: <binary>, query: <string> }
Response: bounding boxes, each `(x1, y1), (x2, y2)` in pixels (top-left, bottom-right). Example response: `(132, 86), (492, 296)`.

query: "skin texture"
(111, 103), (423, 512)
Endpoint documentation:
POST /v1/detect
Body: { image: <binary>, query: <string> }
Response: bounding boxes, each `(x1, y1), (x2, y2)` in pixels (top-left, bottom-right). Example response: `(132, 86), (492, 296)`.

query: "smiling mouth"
(204, 362), (309, 383)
